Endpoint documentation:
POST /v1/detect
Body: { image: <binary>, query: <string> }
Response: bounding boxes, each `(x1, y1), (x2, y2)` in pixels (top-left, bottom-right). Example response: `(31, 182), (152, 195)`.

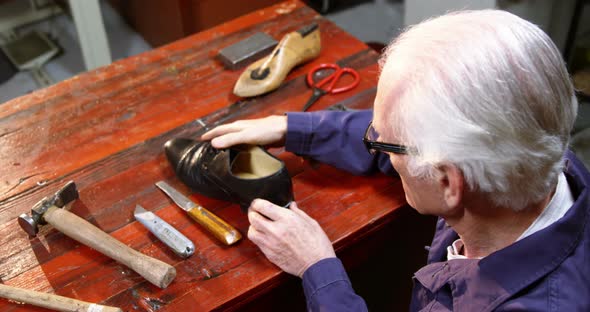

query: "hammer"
(18, 181), (176, 289)
(0, 283), (121, 312)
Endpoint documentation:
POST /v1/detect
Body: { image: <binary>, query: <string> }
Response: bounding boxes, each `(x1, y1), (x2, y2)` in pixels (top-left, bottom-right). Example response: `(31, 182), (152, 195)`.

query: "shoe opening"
(230, 145), (282, 179)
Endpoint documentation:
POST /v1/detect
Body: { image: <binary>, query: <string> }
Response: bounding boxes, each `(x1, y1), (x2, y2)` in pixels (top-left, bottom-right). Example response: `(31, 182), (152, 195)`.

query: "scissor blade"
(155, 181), (197, 211)
(302, 88), (326, 112)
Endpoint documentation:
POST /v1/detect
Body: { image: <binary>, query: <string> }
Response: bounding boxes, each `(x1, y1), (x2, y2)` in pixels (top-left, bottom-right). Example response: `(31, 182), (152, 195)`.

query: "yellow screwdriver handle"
(187, 206), (242, 245)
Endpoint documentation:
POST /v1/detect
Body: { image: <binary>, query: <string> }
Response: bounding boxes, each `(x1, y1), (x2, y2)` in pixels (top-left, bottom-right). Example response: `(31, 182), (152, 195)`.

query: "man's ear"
(437, 164), (465, 210)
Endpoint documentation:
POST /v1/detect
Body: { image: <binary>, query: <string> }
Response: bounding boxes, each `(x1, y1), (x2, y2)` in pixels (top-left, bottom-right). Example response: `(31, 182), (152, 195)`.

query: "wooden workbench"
(0, 1), (435, 310)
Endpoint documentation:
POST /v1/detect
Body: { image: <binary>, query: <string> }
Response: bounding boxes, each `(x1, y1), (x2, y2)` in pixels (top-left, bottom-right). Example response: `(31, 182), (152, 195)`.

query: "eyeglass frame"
(363, 121), (409, 155)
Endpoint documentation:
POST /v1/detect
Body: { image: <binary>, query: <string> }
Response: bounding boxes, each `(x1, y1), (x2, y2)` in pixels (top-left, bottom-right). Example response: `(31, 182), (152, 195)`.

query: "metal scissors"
(302, 63), (360, 111)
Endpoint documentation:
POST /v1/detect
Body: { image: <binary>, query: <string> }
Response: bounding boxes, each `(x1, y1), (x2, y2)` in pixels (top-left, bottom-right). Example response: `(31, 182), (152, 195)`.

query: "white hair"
(378, 10), (578, 211)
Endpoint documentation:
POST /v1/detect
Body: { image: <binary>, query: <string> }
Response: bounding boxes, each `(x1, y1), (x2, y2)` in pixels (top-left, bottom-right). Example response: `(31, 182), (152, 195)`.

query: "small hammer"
(18, 181), (176, 289)
(0, 283), (121, 312)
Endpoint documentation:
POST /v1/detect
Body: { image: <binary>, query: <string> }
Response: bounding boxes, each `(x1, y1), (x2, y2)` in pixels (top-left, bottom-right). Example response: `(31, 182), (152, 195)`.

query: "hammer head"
(18, 181), (79, 236)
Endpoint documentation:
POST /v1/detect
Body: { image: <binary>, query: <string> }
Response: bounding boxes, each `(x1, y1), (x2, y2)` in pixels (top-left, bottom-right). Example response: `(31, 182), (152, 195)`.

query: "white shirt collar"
(516, 172), (573, 241)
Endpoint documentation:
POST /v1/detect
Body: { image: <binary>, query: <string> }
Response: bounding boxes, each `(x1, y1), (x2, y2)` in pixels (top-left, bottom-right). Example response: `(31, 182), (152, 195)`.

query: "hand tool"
(134, 205), (195, 258)
(0, 283), (121, 312)
(302, 63), (360, 111)
(327, 103), (358, 111)
(217, 32), (278, 70)
(233, 23), (321, 97)
(17, 181), (176, 289)
(155, 181), (242, 245)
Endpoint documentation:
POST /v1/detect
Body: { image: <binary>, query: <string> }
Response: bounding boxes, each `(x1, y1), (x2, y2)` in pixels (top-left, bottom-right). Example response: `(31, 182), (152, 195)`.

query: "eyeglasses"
(363, 121), (408, 155)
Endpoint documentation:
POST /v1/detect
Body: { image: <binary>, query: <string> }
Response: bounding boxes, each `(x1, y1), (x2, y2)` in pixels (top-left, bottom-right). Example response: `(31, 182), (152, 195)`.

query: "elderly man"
(201, 10), (589, 311)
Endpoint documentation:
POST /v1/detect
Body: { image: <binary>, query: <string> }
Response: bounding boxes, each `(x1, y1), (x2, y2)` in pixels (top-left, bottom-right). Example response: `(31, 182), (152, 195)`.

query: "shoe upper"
(165, 138), (294, 210)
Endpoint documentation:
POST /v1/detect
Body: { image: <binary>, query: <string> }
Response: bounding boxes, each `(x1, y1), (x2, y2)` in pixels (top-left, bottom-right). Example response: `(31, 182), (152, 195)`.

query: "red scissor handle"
(306, 63), (360, 94)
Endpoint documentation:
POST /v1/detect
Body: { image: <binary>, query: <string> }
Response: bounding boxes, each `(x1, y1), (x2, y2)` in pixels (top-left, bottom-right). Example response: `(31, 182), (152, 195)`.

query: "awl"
(155, 181), (242, 245)
(134, 205), (195, 258)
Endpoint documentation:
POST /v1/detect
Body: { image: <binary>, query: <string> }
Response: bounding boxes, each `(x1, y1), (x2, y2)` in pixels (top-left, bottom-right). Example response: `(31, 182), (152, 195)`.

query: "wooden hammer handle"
(43, 206), (176, 289)
(0, 283), (121, 312)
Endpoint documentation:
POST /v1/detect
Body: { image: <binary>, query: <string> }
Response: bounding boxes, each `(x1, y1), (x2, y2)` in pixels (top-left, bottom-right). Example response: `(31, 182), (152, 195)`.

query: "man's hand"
(247, 199), (336, 277)
(201, 115), (287, 149)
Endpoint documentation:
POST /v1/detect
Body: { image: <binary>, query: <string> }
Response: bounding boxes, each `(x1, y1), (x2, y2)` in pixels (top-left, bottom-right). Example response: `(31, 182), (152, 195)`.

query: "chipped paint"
(4, 266), (54, 293)
(166, 66), (178, 74)
(201, 268), (221, 280)
(145, 297), (166, 311)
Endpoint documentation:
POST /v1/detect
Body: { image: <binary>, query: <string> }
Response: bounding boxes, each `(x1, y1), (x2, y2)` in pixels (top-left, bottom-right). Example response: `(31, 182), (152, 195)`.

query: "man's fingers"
(247, 225), (262, 243)
(200, 125), (229, 141)
(200, 122), (244, 141)
(290, 201), (302, 213)
(211, 131), (253, 149)
(247, 208), (275, 233)
(250, 199), (289, 221)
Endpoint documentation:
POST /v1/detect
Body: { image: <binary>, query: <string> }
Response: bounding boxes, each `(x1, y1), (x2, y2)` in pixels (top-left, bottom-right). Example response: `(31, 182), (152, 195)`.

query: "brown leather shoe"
(164, 138), (294, 210)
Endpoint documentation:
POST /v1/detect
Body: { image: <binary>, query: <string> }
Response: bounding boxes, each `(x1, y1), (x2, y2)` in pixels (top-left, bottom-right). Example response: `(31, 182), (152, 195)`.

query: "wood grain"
(0, 284), (122, 312)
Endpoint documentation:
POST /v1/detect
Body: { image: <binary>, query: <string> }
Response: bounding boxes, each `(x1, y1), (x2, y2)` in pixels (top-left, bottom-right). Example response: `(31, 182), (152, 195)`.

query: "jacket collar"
(415, 151), (590, 311)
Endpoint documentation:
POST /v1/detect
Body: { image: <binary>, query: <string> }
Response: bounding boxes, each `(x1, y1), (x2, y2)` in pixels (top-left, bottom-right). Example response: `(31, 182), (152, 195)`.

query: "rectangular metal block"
(217, 32), (277, 70)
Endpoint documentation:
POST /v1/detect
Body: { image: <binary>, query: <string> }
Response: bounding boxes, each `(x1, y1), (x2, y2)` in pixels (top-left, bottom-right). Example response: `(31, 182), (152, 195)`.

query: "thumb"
(289, 201), (300, 212)
(290, 202), (314, 221)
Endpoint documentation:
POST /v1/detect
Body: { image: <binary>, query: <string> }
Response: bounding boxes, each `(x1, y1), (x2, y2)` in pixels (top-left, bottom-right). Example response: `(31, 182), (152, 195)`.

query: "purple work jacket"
(285, 110), (590, 312)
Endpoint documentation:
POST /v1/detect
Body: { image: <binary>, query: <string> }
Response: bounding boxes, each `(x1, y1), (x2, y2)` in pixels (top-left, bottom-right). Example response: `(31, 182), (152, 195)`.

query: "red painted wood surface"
(0, 1), (410, 311)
